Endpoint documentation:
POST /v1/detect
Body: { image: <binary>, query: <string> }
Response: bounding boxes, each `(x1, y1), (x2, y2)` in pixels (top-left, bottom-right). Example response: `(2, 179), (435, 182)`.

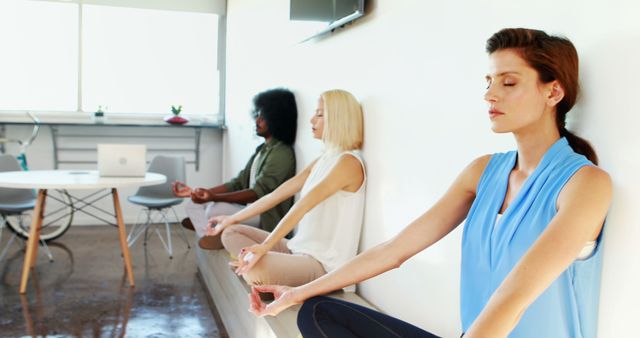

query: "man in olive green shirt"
(172, 88), (297, 249)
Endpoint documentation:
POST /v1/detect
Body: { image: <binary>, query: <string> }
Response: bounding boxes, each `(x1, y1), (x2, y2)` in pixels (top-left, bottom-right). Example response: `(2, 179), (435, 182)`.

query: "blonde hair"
(320, 89), (364, 151)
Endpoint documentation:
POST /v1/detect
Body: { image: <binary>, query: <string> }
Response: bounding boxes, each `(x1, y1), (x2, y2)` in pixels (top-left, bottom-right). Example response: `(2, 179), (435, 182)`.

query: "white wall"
(224, 0), (640, 336)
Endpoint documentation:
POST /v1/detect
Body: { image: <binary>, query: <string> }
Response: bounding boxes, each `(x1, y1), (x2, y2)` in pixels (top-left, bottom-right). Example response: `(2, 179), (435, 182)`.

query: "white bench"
(196, 247), (375, 338)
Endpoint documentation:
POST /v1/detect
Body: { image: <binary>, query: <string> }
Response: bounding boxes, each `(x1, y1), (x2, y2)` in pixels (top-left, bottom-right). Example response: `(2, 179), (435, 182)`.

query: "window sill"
(0, 111), (225, 129)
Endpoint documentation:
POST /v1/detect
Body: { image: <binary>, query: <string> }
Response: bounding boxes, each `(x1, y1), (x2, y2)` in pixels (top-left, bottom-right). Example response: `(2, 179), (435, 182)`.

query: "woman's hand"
(191, 188), (213, 204)
(172, 181), (192, 197)
(249, 285), (301, 317)
(232, 244), (267, 275)
(206, 215), (235, 236)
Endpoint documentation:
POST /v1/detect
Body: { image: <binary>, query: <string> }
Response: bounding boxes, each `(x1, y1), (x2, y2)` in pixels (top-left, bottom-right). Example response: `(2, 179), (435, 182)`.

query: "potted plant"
(93, 105), (106, 123)
(164, 105), (189, 125)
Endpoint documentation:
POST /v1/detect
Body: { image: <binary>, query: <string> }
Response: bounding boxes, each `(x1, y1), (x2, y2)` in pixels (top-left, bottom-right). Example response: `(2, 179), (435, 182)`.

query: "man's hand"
(172, 181), (192, 197)
(191, 188), (213, 204)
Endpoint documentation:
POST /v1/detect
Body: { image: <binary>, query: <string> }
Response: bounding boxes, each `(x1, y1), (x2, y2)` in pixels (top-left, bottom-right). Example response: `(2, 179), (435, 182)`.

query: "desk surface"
(0, 170), (165, 189)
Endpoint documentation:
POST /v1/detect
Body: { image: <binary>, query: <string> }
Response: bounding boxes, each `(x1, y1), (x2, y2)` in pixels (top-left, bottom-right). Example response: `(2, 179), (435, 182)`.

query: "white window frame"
(0, 0), (227, 125)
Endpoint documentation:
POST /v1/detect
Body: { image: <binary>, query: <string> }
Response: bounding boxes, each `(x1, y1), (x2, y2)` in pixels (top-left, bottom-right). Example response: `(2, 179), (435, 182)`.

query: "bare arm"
(263, 154), (364, 247)
(173, 181), (228, 199)
(250, 156), (490, 316)
(234, 154), (366, 274)
(207, 188), (258, 204)
(208, 159), (318, 233)
(171, 181), (201, 198)
(190, 185), (260, 204)
(465, 166), (612, 338)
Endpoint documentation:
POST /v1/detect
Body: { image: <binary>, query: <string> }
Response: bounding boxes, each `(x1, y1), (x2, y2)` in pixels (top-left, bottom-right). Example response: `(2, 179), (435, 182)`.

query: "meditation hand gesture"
(206, 215), (235, 236)
(172, 181), (192, 197)
(249, 285), (299, 317)
(191, 188), (213, 204)
(232, 244), (267, 275)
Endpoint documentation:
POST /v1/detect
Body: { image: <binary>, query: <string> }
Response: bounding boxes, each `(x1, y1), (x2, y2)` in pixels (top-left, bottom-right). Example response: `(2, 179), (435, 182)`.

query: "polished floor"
(0, 225), (224, 337)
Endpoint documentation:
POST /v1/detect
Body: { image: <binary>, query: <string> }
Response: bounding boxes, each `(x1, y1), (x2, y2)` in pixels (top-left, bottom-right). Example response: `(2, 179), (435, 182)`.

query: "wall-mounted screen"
(290, 0), (365, 42)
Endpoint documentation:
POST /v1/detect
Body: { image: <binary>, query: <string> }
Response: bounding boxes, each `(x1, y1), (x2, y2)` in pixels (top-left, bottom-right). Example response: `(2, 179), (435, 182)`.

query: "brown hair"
(486, 28), (598, 164)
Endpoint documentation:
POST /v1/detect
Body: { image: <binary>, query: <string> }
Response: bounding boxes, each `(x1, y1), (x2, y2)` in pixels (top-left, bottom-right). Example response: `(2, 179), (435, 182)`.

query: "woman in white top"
(206, 89), (366, 288)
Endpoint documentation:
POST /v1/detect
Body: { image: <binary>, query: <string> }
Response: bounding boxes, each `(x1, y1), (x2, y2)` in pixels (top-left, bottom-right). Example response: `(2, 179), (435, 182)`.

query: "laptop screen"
(97, 144), (147, 177)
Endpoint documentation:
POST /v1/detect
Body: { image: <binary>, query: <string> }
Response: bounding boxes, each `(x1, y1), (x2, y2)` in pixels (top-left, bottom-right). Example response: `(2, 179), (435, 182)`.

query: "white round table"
(0, 170), (165, 189)
(0, 170), (166, 294)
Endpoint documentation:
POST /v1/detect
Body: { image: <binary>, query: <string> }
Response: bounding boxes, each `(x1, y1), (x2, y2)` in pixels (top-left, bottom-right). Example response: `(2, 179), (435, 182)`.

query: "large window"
(0, 0), (224, 119)
(0, 1), (78, 112)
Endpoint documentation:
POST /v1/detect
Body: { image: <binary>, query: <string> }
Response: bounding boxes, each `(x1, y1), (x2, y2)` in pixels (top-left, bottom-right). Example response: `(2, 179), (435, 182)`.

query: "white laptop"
(97, 144), (147, 177)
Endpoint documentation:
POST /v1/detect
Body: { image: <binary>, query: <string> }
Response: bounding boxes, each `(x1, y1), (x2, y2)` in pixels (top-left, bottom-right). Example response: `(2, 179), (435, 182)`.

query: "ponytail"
(559, 127), (599, 165)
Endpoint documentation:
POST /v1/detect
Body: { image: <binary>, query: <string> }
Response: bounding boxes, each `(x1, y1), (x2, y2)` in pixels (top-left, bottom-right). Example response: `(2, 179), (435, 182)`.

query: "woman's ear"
(547, 81), (565, 106)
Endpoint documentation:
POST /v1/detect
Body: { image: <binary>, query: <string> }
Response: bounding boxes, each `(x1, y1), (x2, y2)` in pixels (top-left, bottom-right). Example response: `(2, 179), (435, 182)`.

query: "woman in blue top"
(247, 28), (612, 338)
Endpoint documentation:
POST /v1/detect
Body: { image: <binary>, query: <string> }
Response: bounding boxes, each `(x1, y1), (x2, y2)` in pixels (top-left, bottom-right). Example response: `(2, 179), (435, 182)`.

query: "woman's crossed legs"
(298, 296), (440, 338)
(221, 224), (326, 286)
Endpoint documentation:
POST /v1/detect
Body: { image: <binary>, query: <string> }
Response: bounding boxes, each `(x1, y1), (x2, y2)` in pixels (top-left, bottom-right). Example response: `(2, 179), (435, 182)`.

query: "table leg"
(20, 189), (47, 294)
(112, 188), (135, 287)
(30, 191), (47, 268)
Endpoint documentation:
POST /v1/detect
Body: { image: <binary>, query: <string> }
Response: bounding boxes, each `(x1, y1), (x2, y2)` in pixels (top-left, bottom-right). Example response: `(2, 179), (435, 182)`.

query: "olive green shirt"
(223, 139), (296, 232)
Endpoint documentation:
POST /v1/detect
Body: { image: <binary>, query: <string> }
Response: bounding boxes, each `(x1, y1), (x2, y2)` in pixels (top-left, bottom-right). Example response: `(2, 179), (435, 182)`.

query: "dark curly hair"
(252, 88), (298, 145)
(486, 28), (597, 164)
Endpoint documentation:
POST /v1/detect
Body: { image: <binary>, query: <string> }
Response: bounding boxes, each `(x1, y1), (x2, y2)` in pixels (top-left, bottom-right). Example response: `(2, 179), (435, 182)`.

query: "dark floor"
(0, 225), (223, 338)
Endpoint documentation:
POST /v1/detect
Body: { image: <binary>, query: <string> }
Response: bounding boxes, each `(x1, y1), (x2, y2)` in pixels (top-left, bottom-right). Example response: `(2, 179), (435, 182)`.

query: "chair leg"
(143, 210), (151, 246)
(126, 207), (184, 259)
(158, 210), (173, 259)
(0, 232), (16, 262)
(127, 209), (152, 247)
(16, 214), (53, 261)
(126, 209), (144, 243)
(170, 207), (191, 249)
(39, 238), (54, 262)
(154, 226), (170, 256)
(0, 219), (18, 262)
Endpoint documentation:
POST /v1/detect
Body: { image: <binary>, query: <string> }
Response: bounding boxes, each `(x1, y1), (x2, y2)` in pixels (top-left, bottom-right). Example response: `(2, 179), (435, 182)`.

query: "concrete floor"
(0, 224), (224, 337)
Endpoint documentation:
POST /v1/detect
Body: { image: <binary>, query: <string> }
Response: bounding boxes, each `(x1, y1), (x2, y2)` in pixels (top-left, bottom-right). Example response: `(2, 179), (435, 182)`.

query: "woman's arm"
(234, 154), (366, 273)
(250, 156), (490, 315)
(465, 166), (612, 338)
(208, 159), (318, 234)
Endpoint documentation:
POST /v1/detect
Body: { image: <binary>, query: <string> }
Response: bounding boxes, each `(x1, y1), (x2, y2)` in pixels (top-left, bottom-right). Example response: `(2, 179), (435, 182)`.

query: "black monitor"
(290, 0), (365, 41)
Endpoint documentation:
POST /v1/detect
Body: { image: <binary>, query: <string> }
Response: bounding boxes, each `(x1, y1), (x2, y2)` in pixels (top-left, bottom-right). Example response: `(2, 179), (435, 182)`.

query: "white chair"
(126, 155), (190, 258)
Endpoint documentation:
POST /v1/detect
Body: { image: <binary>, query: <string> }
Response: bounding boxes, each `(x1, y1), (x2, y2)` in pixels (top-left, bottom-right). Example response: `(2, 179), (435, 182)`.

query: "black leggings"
(297, 296), (441, 338)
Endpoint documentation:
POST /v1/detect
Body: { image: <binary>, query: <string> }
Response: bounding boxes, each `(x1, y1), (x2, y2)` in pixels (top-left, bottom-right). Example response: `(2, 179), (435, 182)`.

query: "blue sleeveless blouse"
(461, 138), (603, 338)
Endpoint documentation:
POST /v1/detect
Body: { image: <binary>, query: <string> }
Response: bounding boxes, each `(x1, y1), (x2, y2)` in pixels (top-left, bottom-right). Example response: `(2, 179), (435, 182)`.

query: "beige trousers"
(185, 200), (260, 249)
(221, 224), (326, 286)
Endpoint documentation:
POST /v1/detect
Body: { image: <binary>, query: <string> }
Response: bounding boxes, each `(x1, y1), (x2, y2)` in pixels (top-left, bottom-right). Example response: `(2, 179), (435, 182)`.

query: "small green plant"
(95, 105), (105, 117)
(171, 105), (183, 116)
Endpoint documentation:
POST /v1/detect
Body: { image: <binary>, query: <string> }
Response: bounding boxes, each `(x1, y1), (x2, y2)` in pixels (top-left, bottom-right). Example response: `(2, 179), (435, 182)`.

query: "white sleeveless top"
(287, 150), (366, 286)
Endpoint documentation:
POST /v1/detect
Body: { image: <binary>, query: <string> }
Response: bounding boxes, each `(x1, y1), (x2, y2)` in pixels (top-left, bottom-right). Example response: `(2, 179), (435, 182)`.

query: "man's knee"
(207, 201), (239, 219)
(184, 199), (202, 212)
